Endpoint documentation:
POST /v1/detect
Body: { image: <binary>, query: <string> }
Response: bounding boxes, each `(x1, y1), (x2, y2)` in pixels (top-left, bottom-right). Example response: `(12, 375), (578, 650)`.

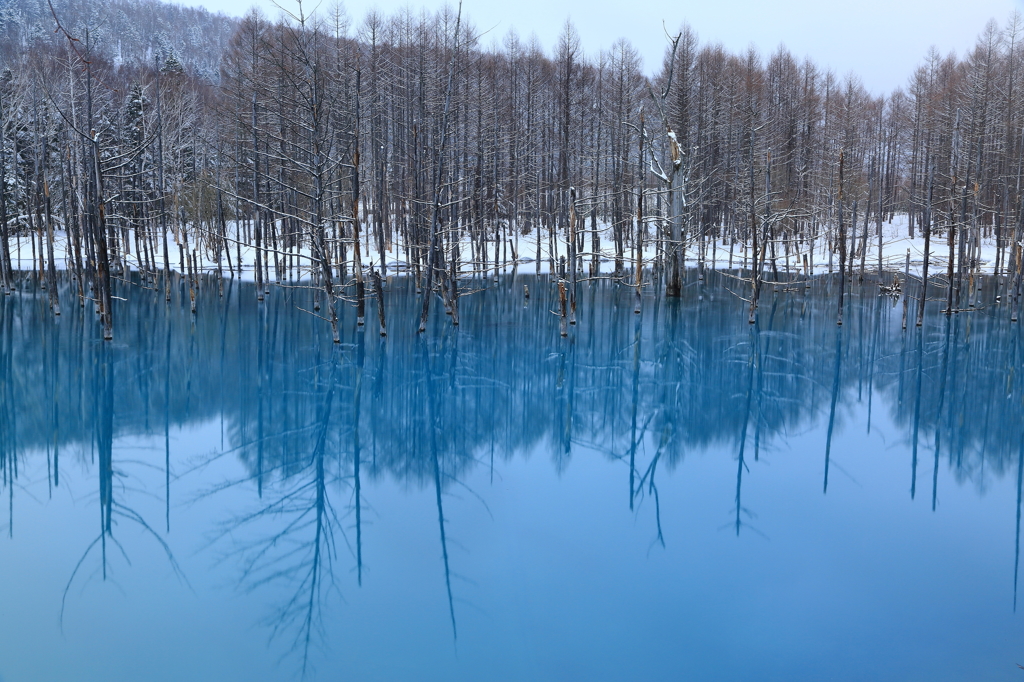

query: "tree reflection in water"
(58, 342), (188, 630)
(1, 269), (1024, 673)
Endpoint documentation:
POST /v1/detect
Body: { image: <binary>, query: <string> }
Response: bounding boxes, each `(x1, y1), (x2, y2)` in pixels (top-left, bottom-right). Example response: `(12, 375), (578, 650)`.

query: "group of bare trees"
(4, 1), (1024, 337)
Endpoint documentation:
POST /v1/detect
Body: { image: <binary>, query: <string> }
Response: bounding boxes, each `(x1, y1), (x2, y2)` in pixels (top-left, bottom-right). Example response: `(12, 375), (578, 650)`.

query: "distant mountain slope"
(0, 0), (238, 81)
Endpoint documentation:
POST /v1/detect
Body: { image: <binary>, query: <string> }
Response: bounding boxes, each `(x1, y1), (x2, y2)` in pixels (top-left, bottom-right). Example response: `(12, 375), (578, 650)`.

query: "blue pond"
(0, 271), (1022, 681)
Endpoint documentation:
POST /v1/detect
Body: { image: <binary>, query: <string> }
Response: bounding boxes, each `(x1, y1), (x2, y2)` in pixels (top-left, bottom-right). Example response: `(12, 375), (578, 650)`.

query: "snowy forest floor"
(2, 214), (1002, 284)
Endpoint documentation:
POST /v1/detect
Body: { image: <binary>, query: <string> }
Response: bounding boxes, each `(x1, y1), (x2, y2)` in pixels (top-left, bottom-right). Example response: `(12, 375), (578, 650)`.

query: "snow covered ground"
(3, 214), (1001, 283)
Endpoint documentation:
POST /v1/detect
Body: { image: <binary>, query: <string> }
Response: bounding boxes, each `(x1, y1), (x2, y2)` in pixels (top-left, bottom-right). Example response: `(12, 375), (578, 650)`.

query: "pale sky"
(179, 0), (1023, 94)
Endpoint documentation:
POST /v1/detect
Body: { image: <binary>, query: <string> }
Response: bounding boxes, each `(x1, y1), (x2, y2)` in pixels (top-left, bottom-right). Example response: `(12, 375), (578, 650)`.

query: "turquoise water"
(0, 271), (1022, 681)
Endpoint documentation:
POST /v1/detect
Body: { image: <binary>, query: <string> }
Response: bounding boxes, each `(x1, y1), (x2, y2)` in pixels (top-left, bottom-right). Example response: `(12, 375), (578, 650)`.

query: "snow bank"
(3, 215), (1000, 283)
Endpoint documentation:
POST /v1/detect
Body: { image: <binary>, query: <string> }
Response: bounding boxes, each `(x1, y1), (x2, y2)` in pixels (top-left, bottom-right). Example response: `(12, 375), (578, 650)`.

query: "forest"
(1, 0), (1024, 338)
(5, 4), (1024, 678)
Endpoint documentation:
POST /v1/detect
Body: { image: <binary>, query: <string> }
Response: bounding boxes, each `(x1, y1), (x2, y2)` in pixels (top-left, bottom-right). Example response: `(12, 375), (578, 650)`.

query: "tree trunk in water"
(372, 268), (386, 337)
(558, 279), (568, 337)
(917, 163), (935, 328)
(43, 176), (60, 316)
(837, 150), (846, 327)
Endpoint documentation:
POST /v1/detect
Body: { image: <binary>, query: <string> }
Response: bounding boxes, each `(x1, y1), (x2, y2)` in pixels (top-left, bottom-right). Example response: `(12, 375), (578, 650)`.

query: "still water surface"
(0, 272), (1022, 681)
